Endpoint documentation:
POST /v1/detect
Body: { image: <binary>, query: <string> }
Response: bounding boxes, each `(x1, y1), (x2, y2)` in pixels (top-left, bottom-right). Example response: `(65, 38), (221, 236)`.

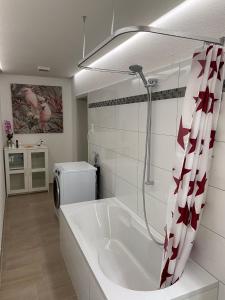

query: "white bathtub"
(60, 198), (218, 300)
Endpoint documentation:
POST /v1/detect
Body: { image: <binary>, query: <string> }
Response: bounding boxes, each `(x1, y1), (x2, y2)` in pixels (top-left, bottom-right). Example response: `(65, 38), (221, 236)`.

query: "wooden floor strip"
(0, 188), (77, 300)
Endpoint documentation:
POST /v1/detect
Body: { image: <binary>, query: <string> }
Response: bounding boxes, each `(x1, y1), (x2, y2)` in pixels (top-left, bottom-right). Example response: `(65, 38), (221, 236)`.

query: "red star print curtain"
(160, 45), (225, 288)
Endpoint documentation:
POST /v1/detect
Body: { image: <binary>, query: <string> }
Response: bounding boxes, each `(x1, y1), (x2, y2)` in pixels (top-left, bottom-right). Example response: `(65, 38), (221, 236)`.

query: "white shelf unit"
(4, 146), (49, 196)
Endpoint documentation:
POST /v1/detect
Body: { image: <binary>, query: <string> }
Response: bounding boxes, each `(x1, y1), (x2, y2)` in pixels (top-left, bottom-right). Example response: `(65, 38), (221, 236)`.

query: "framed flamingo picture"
(10, 84), (63, 133)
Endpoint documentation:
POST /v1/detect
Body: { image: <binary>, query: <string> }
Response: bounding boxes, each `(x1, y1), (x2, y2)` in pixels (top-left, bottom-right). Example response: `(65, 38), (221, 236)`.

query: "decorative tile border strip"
(88, 87), (186, 108)
(89, 82), (225, 108)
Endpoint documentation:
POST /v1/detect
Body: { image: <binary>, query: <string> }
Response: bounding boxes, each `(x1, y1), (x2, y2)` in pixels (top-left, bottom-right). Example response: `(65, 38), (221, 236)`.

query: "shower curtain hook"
(82, 16), (87, 59)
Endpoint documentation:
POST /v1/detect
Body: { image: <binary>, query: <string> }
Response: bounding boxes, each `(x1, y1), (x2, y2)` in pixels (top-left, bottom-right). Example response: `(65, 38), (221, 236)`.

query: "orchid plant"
(4, 120), (13, 141)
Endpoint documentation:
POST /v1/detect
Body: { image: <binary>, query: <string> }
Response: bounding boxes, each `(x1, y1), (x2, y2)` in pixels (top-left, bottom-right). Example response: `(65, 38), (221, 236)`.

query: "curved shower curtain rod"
(77, 25), (225, 75)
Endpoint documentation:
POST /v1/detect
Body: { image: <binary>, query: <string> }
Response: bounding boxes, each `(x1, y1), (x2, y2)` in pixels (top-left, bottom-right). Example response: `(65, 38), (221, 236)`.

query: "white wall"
(0, 74), (75, 182)
(87, 61), (225, 299)
(76, 98), (88, 161)
(0, 88), (6, 255)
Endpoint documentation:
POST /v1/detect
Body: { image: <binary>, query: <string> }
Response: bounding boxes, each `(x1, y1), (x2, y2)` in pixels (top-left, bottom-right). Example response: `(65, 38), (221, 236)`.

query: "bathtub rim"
(60, 197), (218, 300)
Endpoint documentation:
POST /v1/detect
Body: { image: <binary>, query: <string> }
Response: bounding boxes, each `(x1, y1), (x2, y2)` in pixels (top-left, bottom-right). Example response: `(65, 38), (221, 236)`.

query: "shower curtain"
(160, 44), (225, 288)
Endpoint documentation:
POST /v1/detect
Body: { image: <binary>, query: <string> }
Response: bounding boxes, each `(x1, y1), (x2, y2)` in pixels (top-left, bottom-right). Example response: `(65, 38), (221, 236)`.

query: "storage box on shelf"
(4, 145), (49, 195)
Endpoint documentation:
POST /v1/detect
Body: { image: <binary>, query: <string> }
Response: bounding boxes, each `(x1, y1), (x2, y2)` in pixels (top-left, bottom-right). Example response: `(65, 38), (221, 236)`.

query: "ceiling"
(0, 0), (184, 78)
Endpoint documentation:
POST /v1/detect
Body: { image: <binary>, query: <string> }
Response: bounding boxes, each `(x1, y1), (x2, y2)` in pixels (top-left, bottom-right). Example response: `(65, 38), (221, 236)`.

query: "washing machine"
(53, 161), (96, 213)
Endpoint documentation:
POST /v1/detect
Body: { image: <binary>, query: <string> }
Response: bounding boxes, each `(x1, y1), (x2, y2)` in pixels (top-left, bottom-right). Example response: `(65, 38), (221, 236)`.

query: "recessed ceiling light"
(38, 66), (50, 72)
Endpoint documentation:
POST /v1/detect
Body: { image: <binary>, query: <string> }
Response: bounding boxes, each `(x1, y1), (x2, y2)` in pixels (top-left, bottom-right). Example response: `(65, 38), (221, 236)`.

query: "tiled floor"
(0, 188), (77, 300)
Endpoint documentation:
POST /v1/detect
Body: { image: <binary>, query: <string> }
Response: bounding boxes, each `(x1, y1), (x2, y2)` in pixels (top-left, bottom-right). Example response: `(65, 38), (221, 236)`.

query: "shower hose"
(142, 86), (164, 246)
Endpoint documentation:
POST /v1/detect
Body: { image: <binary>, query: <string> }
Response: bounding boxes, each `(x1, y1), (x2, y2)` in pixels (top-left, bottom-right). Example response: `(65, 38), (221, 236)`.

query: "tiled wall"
(192, 93), (225, 300)
(87, 62), (225, 299)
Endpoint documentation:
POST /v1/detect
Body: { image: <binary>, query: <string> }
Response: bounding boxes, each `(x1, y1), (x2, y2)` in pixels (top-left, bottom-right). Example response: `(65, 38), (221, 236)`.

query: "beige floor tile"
(0, 280), (38, 300)
(0, 188), (77, 300)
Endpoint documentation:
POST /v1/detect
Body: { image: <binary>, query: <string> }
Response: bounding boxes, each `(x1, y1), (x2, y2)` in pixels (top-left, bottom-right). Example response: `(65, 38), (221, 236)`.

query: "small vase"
(7, 139), (13, 148)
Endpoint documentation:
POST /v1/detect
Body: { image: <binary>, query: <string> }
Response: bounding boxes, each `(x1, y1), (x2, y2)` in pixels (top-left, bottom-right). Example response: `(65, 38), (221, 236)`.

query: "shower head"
(129, 64), (148, 87)
(129, 64), (143, 73)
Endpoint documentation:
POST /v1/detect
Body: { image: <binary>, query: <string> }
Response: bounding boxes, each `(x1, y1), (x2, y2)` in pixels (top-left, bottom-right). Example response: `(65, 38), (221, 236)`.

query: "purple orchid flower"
(4, 120), (13, 140)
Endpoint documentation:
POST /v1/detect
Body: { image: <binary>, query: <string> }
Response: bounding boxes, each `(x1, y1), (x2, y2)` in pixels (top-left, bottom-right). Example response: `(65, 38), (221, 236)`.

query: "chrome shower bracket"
(146, 78), (158, 88)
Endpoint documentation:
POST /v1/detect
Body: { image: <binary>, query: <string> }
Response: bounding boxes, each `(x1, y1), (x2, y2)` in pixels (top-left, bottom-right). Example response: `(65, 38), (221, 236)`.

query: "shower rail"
(77, 25), (225, 74)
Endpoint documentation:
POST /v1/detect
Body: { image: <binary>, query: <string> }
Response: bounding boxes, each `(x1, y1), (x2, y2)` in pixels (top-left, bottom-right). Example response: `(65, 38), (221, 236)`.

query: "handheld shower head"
(129, 65), (158, 88)
(129, 64), (148, 87)
(129, 64), (143, 73)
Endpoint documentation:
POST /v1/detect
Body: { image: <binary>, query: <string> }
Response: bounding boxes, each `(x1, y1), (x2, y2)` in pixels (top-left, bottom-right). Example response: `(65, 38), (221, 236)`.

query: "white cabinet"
(5, 149), (28, 194)
(4, 146), (49, 195)
(27, 149), (48, 192)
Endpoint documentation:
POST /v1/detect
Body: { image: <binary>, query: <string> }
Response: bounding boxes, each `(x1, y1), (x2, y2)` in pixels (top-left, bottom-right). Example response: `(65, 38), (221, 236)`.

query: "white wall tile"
(176, 97), (184, 135)
(88, 126), (99, 145)
(209, 142), (225, 190)
(152, 99), (177, 136)
(99, 148), (116, 175)
(218, 282), (225, 300)
(88, 143), (101, 165)
(101, 189), (114, 199)
(115, 177), (138, 213)
(116, 154), (138, 187)
(137, 161), (172, 204)
(138, 102), (148, 133)
(116, 130), (139, 159)
(202, 187), (225, 239)
(191, 225), (225, 284)
(98, 128), (117, 150)
(100, 167), (116, 197)
(137, 191), (167, 235)
(88, 108), (97, 127)
(216, 94), (225, 142)
(88, 128), (117, 152)
(138, 132), (147, 161)
(139, 133), (175, 171)
(151, 134), (176, 171)
(139, 99), (178, 136)
(116, 103), (139, 131)
(88, 143), (94, 163)
(95, 106), (116, 129)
